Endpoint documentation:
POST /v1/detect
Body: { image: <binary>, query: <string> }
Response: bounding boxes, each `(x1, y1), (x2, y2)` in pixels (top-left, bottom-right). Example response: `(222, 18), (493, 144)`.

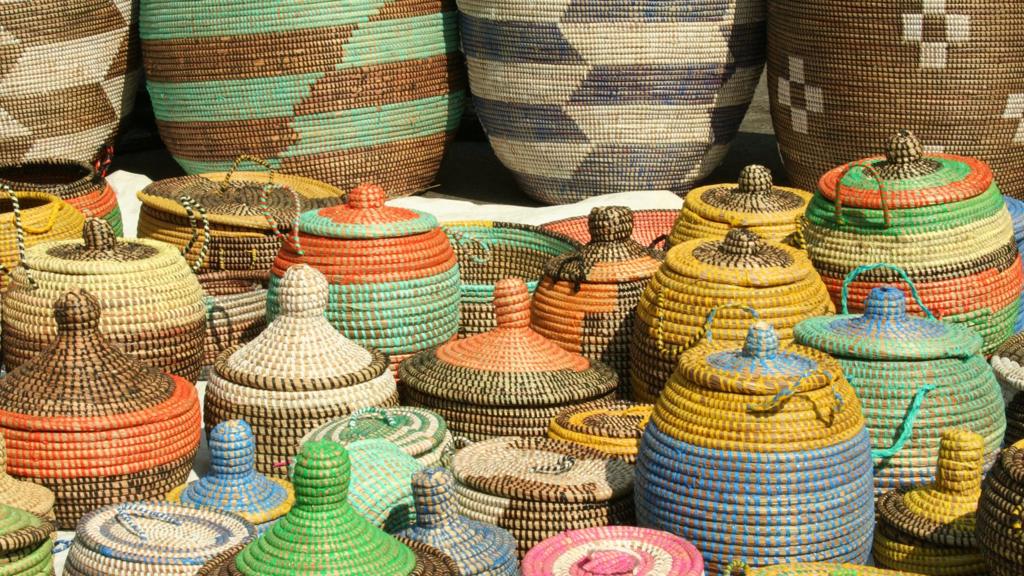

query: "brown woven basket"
(0, 159), (122, 235)
(976, 438), (1024, 576)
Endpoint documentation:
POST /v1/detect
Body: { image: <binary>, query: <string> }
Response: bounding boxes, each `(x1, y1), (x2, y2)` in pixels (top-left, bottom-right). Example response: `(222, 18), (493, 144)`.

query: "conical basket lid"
(686, 165), (811, 226)
(667, 228), (813, 288)
(298, 183), (437, 239)
(0, 433), (54, 519)
(544, 206), (661, 284)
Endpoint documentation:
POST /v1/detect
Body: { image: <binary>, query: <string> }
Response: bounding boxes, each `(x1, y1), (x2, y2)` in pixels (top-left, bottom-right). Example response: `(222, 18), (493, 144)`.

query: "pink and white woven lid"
(522, 526), (704, 576)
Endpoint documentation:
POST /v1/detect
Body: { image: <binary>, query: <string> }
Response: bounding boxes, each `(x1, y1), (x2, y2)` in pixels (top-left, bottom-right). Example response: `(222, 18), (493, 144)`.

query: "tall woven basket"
(767, 0), (1024, 198)
(457, 0), (766, 203)
(0, 160), (122, 235)
(138, 0), (465, 197)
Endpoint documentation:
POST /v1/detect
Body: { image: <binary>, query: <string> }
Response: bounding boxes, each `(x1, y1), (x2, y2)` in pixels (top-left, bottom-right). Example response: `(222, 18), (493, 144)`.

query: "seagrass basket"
(992, 332), (1024, 445)
(0, 189), (84, 285)
(0, 159), (122, 235)
(547, 400), (652, 464)
(522, 526), (703, 576)
(301, 406), (455, 468)
(976, 438), (1024, 576)
(0, 505), (54, 576)
(345, 439), (423, 533)
(736, 564), (914, 576)
(0, 433), (54, 521)
(542, 209), (678, 249)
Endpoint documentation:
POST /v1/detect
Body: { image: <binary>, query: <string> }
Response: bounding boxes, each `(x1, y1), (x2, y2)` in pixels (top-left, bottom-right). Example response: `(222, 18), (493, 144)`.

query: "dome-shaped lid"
(0, 503), (52, 555)
(27, 218), (186, 275)
(819, 130), (993, 210)
(667, 228), (812, 288)
(522, 526), (704, 576)
(0, 289), (175, 417)
(168, 420), (294, 526)
(0, 433), (54, 519)
(216, 264), (392, 391)
(234, 440), (418, 576)
(298, 183), (438, 239)
(686, 165), (811, 226)
(400, 279), (617, 405)
(544, 206), (662, 284)
(453, 437), (633, 504)
(550, 401), (652, 441)
(300, 407), (449, 461)
(991, 332), (1024, 392)
(346, 439), (423, 532)
(795, 286), (983, 361)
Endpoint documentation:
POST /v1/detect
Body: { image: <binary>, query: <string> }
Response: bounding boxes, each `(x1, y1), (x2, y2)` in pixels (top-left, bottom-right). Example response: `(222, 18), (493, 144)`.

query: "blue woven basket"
(1005, 195), (1024, 331)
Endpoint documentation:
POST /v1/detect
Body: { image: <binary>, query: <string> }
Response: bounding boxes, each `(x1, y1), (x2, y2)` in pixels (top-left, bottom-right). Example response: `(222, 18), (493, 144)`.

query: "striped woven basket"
(345, 439), (423, 533)
(457, 0), (766, 203)
(200, 276), (268, 371)
(634, 318), (875, 576)
(629, 227), (834, 403)
(300, 407), (455, 469)
(138, 0), (465, 196)
(0, 189), (84, 285)
(0, 0), (139, 165)
(802, 131), (1023, 354)
(0, 159), (122, 235)
(445, 221), (579, 337)
(542, 209), (678, 249)
(992, 332), (1024, 445)
(0, 290), (201, 529)
(531, 207), (663, 392)
(1004, 195), (1024, 331)
(2, 218), (207, 381)
(795, 269), (1006, 494)
(0, 505), (54, 576)
(547, 400), (652, 464)
(976, 438), (1024, 576)
(734, 563), (913, 576)
(522, 526), (704, 576)
(0, 433), (54, 521)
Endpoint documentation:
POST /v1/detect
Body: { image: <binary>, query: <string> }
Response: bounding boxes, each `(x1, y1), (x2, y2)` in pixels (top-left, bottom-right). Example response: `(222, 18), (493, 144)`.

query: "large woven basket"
(976, 438), (1024, 576)
(802, 131), (1023, 353)
(0, 160), (122, 235)
(0, 290), (201, 529)
(0, 0), (139, 165)
(542, 209), (678, 249)
(547, 400), (652, 464)
(629, 227), (834, 403)
(0, 190), (84, 284)
(301, 407), (455, 469)
(138, 0), (465, 196)
(634, 319), (875, 576)
(0, 505), (54, 576)
(522, 526), (704, 576)
(457, 0), (766, 203)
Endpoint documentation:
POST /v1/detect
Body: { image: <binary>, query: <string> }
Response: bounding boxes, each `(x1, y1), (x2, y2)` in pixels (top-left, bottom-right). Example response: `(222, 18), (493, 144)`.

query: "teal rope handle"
(840, 262), (935, 319)
(704, 304), (760, 345)
(871, 383), (936, 459)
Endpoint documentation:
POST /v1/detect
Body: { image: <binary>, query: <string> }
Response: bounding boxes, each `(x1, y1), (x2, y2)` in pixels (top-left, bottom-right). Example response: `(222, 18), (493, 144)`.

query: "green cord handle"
(871, 383), (936, 460)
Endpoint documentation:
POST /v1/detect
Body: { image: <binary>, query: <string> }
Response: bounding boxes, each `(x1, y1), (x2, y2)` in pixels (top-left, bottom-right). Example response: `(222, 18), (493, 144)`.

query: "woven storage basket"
(0, 160), (122, 235)
(542, 209), (678, 249)
(992, 332), (1024, 445)
(301, 406), (455, 468)
(138, 0), (465, 196)
(629, 227), (834, 403)
(635, 318), (875, 576)
(976, 438), (1024, 576)
(457, 0), (766, 203)
(872, 430), (986, 575)
(267, 183), (461, 372)
(667, 164), (812, 248)
(200, 277), (267, 370)
(0, 290), (201, 529)
(531, 207), (662, 391)
(547, 400), (652, 464)
(521, 526), (704, 576)
(400, 278), (618, 441)
(0, 0), (139, 165)
(802, 131), (1023, 354)
(795, 273), (1005, 494)
(64, 501), (255, 576)
(2, 217), (207, 381)
(0, 433), (54, 521)
(1004, 195), (1024, 331)
(0, 189), (84, 284)
(452, 437), (635, 558)
(446, 221), (579, 336)
(397, 467), (520, 576)
(736, 564), (913, 576)
(345, 439), (423, 533)
(0, 505), (54, 575)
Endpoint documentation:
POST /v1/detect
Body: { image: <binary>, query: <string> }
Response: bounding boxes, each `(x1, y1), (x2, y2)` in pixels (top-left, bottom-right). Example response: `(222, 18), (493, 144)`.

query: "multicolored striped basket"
(802, 131), (1023, 354)
(547, 400), (652, 464)
(794, 269), (1005, 494)
(457, 0), (766, 203)
(521, 526), (704, 576)
(445, 221), (579, 336)
(1004, 195), (1024, 331)
(634, 318), (875, 576)
(0, 433), (54, 521)
(542, 209), (678, 249)
(0, 290), (201, 530)
(733, 563), (913, 576)
(206, 264), (399, 476)
(531, 207), (663, 391)
(0, 159), (122, 235)
(992, 332), (1024, 445)
(452, 437), (635, 558)
(0, 189), (84, 285)
(629, 227), (834, 403)
(400, 278), (618, 440)
(345, 439), (423, 533)
(396, 467), (520, 576)
(0, 504), (54, 575)
(976, 438), (1024, 576)
(138, 0), (465, 196)
(301, 407), (455, 469)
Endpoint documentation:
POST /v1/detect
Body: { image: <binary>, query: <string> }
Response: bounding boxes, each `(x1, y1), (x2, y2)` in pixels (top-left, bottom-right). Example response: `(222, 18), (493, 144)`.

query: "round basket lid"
(0, 433), (54, 519)
(543, 206), (662, 284)
(453, 437), (633, 504)
(992, 332), (1024, 392)
(0, 504), (52, 556)
(28, 218), (186, 275)
(298, 183), (438, 239)
(550, 401), (652, 441)
(794, 286), (983, 361)
(686, 165), (811, 227)
(667, 228), (813, 288)
(300, 407), (449, 461)
(522, 526), (703, 576)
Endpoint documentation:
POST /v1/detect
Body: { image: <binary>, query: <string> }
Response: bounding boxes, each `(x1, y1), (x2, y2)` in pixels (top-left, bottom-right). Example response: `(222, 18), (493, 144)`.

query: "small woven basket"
(542, 209), (678, 248)
(1004, 195), (1024, 330)
(547, 400), (652, 464)
(976, 438), (1024, 576)
(0, 433), (54, 521)
(0, 504), (54, 576)
(0, 159), (122, 235)
(0, 189), (84, 285)
(522, 526), (704, 576)
(301, 406), (455, 468)
(992, 332), (1024, 445)
(735, 563), (914, 576)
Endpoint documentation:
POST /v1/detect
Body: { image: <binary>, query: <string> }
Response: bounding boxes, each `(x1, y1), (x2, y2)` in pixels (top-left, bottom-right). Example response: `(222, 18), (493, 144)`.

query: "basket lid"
(233, 441), (418, 576)
(667, 228), (813, 288)
(453, 437), (633, 504)
(686, 165), (811, 227)
(991, 332), (1024, 392)
(300, 407), (449, 461)
(298, 183), (438, 239)
(0, 433), (54, 519)
(543, 206), (662, 284)
(0, 289), (175, 417)
(28, 218), (187, 274)
(0, 504), (52, 556)
(794, 286), (983, 361)
(550, 401), (652, 441)
(522, 526), (704, 576)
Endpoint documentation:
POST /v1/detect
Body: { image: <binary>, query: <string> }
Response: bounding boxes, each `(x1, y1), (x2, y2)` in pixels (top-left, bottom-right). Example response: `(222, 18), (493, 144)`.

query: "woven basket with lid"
(547, 400), (652, 464)
(521, 526), (704, 576)
(0, 190), (84, 284)
(542, 209), (678, 248)
(976, 438), (1024, 576)
(453, 437), (635, 558)
(0, 159), (122, 234)
(992, 332), (1024, 445)
(737, 564), (913, 576)
(630, 227), (834, 403)
(795, 275), (1005, 494)
(0, 433), (54, 521)
(400, 278), (618, 440)
(803, 131), (1023, 353)
(635, 318), (875, 576)
(206, 264), (399, 476)
(301, 406), (455, 468)
(531, 207), (663, 391)
(0, 289), (201, 529)
(0, 504), (54, 575)
(1004, 195), (1024, 331)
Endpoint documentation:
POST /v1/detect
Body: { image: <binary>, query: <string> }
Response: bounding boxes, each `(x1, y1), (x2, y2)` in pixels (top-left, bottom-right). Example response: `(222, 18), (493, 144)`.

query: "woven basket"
(976, 438), (1024, 576)
(267, 183), (461, 373)
(547, 400), (652, 464)
(400, 278), (618, 441)
(0, 160), (122, 235)
(992, 332), (1024, 445)
(0, 1), (139, 165)
(1004, 195), (1024, 331)
(542, 209), (678, 249)
(200, 274), (268, 369)
(457, 0), (765, 203)
(629, 227), (834, 403)
(206, 264), (399, 476)
(0, 189), (84, 284)
(346, 439), (423, 533)
(635, 318), (875, 576)
(445, 221), (579, 337)
(0, 505), (54, 576)
(736, 564), (913, 576)
(795, 271), (1005, 494)
(2, 217), (207, 381)
(0, 433), (54, 521)
(138, 0), (465, 196)
(301, 406), (455, 468)
(522, 526), (704, 576)
(802, 131), (1023, 354)
(452, 437), (635, 558)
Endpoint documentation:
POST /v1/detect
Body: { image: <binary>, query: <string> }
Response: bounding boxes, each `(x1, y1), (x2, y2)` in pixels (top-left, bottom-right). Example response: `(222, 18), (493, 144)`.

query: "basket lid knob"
(292, 441), (349, 508)
(54, 289), (101, 333)
(578, 549), (641, 576)
(493, 278), (531, 329)
(934, 429), (984, 495)
(347, 183), (387, 209)
(885, 130), (924, 165)
(862, 286), (908, 322)
(719, 228), (764, 256)
(208, 420), (257, 478)
(736, 165), (774, 196)
(741, 321), (780, 359)
(278, 264), (329, 318)
(81, 218), (117, 251)
(411, 467), (456, 526)
(588, 206), (632, 243)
